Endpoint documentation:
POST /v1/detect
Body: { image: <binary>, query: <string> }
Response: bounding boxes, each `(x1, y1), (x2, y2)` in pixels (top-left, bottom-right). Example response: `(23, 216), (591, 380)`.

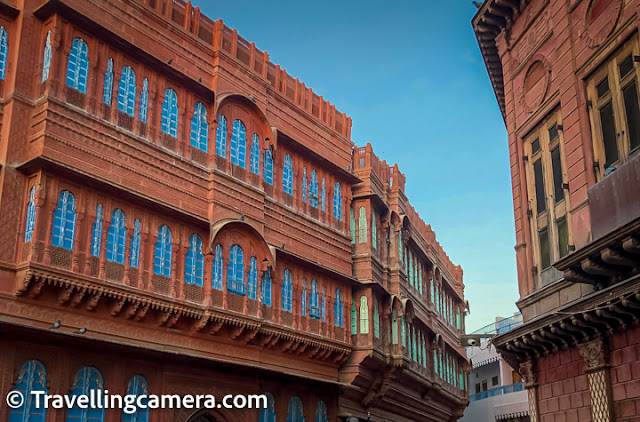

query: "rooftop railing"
(471, 313), (523, 336)
(468, 382), (525, 402)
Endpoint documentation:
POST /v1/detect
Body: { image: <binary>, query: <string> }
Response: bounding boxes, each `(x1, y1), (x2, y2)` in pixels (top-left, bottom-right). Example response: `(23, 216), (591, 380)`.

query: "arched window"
(90, 204), (103, 257)
(456, 307), (462, 330)
(103, 58), (114, 106)
(310, 170), (318, 208)
(281, 269), (292, 312)
(392, 309), (398, 344)
(66, 38), (89, 93)
(139, 78), (149, 123)
(350, 299), (357, 334)
(161, 88), (178, 137)
(360, 296), (369, 334)
(117, 66), (136, 116)
(227, 244), (245, 295)
(0, 27), (8, 80)
(333, 183), (342, 220)
(286, 396), (305, 422)
(371, 212), (377, 249)
(321, 286), (327, 322)
(42, 31), (52, 82)
(190, 102), (208, 152)
(258, 392), (276, 422)
(216, 115), (227, 157)
(250, 134), (260, 175)
(52, 191), (77, 250)
(153, 225), (172, 277)
(334, 289), (343, 327)
(212, 244), (223, 290)
(398, 230), (403, 263)
(315, 401), (328, 422)
(358, 207), (367, 243)
(66, 366), (105, 421)
(309, 279), (320, 319)
(263, 149), (273, 184)
(8, 360), (48, 422)
(25, 186), (37, 242)
(184, 234), (204, 286)
(320, 178), (326, 212)
(106, 209), (126, 264)
(261, 269), (272, 306)
(129, 219), (141, 269)
(301, 167), (307, 203)
(433, 350), (439, 375)
(373, 299), (380, 338)
(282, 154), (293, 195)
(301, 279), (307, 316)
(349, 208), (355, 245)
(401, 316), (406, 347)
(122, 375), (149, 422)
(230, 119), (247, 168)
(248, 256), (258, 300)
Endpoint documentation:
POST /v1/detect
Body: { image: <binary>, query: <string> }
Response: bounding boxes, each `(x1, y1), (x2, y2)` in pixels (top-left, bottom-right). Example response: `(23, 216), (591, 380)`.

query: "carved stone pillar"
(579, 338), (614, 422)
(519, 360), (539, 422)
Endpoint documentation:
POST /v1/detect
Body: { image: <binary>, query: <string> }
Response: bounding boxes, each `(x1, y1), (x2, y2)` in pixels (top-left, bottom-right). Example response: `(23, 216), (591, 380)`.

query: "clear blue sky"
(195, 0), (519, 332)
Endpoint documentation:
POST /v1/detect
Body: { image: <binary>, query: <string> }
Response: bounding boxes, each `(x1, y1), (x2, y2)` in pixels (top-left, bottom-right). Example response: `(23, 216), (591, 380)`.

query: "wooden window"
(587, 38), (640, 178)
(524, 111), (570, 285)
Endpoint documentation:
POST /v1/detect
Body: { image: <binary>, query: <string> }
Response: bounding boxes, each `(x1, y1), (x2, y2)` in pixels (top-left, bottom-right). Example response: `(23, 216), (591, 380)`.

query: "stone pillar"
(579, 338), (614, 422)
(519, 360), (539, 422)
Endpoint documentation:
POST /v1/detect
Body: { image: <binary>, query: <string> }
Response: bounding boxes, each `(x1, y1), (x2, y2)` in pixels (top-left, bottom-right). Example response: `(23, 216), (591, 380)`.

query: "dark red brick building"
(473, 0), (640, 421)
(0, 0), (468, 421)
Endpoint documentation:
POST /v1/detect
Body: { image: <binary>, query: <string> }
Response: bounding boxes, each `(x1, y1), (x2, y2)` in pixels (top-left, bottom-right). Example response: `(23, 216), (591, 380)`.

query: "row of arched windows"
(9, 360), (148, 422)
(434, 350), (466, 390)
(259, 394), (328, 422)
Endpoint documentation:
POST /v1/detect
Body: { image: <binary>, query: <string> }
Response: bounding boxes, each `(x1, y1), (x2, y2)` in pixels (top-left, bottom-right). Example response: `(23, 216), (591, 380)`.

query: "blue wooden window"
(310, 170), (318, 208)
(52, 191), (76, 250)
(263, 149), (273, 184)
(315, 401), (328, 422)
(103, 58), (114, 106)
(360, 296), (369, 334)
(227, 244), (245, 295)
(261, 270), (272, 306)
(301, 279), (307, 316)
(301, 167), (307, 203)
(281, 269), (292, 312)
(321, 286), (327, 322)
(161, 93), (179, 136)
(25, 186), (37, 242)
(42, 31), (52, 82)
(117, 66), (136, 116)
(320, 178), (326, 212)
(129, 219), (141, 269)
(161, 88), (178, 137)
(259, 392), (276, 422)
(190, 102), (208, 152)
(250, 134), (260, 175)
(8, 360), (48, 422)
(139, 78), (149, 123)
(309, 279), (320, 319)
(66, 366), (105, 421)
(248, 256), (258, 300)
(106, 209), (126, 264)
(282, 155), (293, 195)
(212, 244), (223, 290)
(0, 27), (8, 80)
(350, 208), (355, 244)
(184, 234), (204, 286)
(90, 204), (103, 257)
(230, 119), (247, 168)
(66, 38), (89, 93)
(358, 207), (367, 243)
(333, 183), (342, 220)
(350, 300), (357, 334)
(334, 289), (343, 327)
(215, 115), (227, 157)
(122, 375), (149, 422)
(153, 225), (172, 277)
(286, 396), (305, 422)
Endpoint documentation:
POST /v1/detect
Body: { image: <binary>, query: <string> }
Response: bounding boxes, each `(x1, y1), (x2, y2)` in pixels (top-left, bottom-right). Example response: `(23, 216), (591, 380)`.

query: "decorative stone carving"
(519, 359), (537, 386)
(578, 338), (606, 371)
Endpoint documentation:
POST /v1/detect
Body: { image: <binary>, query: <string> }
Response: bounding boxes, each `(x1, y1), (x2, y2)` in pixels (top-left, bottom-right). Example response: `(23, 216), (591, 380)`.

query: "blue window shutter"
(66, 38), (89, 93)
(8, 360), (48, 422)
(215, 115), (227, 157)
(261, 270), (272, 306)
(106, 209), (126, 264)
(139, 78), (149, 123)
(230, 120), (247, 168)
(103, 58), (114, 105)
(51, 191), (77, 250)
(161, 89), (178, 137)
(212, 244), (223, 290)
(333, 183), (342, 220)
(0, 27), (8, 80)
(250, 134), (260, 174)
(185, 234), (203, 286)
(287, 396), (305, 422)
(90, 204), (103, 257)
(129, 219), (141, 268)
(248, 256), (258, 300)
(122, 375), (149, 422)
(321, 178), (326, 212)
(42, 31), (52, 82)
(263, 149), (273, 184)
(301, 167), (307, 203)
(190, 103), (209, 152)
(25, 186), (37, 242)
(117, 66), (137, 116)
(259, 393), (276, 422)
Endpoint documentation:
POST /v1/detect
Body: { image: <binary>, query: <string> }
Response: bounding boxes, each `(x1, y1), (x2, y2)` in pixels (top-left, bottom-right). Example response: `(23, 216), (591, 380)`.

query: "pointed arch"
(25, 186), (37, 242)
(286, 396), (305, 422)
(216, 115), (227, 157)
(153, 225), (172, 277)
(66, 38), (89, 93)
(213, 244), (223, 290)
(161, 88), (178, 137)
(185, 234), (204, 286)
(117, 66), (137, 116)
(333, 183), (342, 220)
(283, 154), (293, 195)
(230, 119), (247, 167)
(122, 375), (149, 422)
(90, 204), (104, 257)
(52, 191), (77, 250)
(258, 392), (276, 422)
(250, 134), (261, 175)
(103, 58), (114, 105)
(42, 31), (52, 82)
(139, 78), (149, 123)
(310, 170), (318, 208)
(106, 209), (126, 264)
(282, 269), (292, 312)
(9, 360), (48, 422)
(66, 366), (105, 421)
(227, 244), (245, 295)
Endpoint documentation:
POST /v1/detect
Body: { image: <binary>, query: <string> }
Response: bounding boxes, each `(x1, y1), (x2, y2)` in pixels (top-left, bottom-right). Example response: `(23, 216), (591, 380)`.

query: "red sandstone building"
(0, 0), (468, 421)
(473, 0), (640, 421)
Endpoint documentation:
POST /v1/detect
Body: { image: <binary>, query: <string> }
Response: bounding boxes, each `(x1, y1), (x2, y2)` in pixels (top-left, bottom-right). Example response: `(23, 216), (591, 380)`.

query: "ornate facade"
(473, 0), (640, 421)
(0, 0), (467, 421)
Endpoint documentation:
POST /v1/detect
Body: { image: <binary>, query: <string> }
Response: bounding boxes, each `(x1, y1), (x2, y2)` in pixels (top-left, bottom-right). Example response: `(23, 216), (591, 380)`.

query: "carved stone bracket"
(578, 338), (607, 372)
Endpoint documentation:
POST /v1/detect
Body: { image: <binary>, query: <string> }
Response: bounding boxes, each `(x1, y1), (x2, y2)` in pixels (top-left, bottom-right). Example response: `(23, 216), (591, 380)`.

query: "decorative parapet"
(135, 0), (352, 139)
